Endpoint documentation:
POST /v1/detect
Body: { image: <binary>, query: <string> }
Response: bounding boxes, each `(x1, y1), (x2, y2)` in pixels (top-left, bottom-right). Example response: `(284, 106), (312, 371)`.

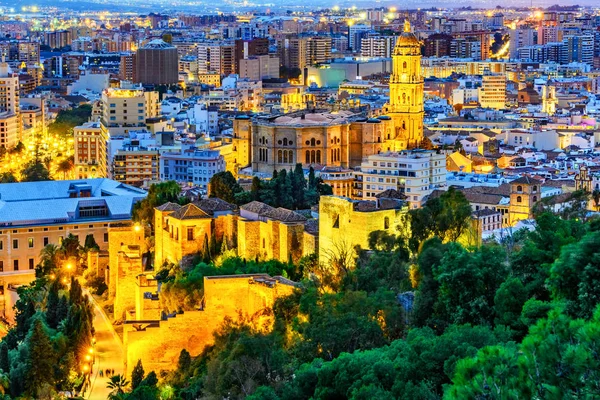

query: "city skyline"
(0, 1), (598, 399)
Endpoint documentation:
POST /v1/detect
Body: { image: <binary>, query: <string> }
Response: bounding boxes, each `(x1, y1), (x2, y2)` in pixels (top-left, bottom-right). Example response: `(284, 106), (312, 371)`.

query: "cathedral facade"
(232, 21), (424, 175)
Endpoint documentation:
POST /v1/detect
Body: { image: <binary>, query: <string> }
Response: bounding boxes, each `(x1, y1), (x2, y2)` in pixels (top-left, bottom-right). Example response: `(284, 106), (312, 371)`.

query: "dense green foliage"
(1, 277), (94, 398)
(210, 165), (332, 209)
(48, 104), (93, 138)
(159, 204), (600, 400)
(20, 159), (51, 182)
(132, 181), (190, 229)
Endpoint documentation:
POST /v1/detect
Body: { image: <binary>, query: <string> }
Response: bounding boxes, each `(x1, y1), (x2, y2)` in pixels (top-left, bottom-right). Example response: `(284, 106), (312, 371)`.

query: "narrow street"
(86, 292), (124, 400)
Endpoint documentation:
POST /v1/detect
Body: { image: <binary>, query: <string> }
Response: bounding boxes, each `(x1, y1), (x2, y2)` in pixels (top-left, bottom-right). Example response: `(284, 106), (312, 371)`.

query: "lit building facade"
(112, 146), (160, 188)
(479, 70), (506, 110)
(386, 21), (424, 150)
(74, 122), (109, 179)
(160, 147), (225, 190)
(101, 83), (160, 136)
(355, 150), (447, 208)
(0, 179), (146, 311)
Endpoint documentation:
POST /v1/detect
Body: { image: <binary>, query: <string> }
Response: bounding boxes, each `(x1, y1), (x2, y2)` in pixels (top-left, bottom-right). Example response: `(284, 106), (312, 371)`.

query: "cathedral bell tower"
(387, 20), (424, 150)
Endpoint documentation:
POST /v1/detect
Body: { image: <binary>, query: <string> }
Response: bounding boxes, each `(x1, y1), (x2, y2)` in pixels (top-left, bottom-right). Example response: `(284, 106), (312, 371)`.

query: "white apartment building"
(361, 36), (398, 58)
(356, 150), (447, 209)
(160, 147), (225, 191)
(501, 129), (559, 151)
(509, 28), (536, 59)
(348, 24), (372, 51)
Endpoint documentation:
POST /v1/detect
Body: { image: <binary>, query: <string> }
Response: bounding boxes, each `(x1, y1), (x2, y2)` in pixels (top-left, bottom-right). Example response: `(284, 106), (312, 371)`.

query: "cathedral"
(232, 20), (425, 175)
(386, 20), (425, 150)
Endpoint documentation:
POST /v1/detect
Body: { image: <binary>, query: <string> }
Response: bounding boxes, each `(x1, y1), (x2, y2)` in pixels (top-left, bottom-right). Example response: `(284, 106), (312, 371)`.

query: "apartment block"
(74, 121), (109, 179)
(356, 150), (447, 208)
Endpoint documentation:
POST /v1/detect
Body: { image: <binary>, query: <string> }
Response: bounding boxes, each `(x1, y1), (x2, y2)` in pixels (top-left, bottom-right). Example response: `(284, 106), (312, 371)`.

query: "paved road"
(85, 292), (125, 400)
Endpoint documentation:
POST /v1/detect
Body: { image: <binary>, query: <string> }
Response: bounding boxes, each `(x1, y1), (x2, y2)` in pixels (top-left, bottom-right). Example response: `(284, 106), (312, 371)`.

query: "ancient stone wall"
(123, 275), (296, 374)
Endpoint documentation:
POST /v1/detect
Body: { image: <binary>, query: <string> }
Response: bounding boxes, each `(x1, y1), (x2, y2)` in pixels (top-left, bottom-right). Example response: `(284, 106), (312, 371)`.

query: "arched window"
(310, 138), (316, 146)
(402, 121), (406, 130)
(283, 138), (288, 146)
(378, 137), (381, 143)
(533, 185), (538, 192)
(337, 148), (341, 161)
(278, 150), (282, 163)
(403, 61), (407, 69)
(517, 196), (522, 203)
(517, 185), (523, 192)
(305, 150), (310, 164)
(316, 150), (321, 164)
(288, 151), (294, 164)
(311, 150), (315, 163)
(283, 150), (288, 163)
(533, 196), (538, 202)
(384, 216), (390, 229)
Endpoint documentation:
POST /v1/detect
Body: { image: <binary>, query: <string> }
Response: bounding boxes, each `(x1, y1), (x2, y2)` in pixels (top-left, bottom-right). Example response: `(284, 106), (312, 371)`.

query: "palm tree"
(39, 244), (62, 266)
(57, 155), (74, 180)
(107, 374), (130, 397)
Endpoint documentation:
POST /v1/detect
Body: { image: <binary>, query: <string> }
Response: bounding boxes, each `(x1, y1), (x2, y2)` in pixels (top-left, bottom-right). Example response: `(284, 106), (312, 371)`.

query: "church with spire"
(385, 20), (424, 150)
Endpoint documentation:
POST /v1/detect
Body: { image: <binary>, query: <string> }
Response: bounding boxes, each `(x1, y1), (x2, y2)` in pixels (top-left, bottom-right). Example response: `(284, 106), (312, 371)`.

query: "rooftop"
(0, 179), (146, 227)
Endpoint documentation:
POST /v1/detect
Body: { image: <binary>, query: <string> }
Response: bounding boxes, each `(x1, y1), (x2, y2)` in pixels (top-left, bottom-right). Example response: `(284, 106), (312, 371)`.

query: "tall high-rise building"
(234, 38), (269, 73)
(509, 28), (536, 59)
(239, 55), (280, 80)
(423, 33), (452, 57)
(306, 37), (332, 65)
(43, 30), (72, 49)
(560, 34), (594, 65)
(277, 37), (307, 70)
(479, 69), (506, 109)
(135, 39), (179, 85)
(101, 83), (159, 136)
(119, 53), (137, 82)
(0, 57), (19, 149)
(387, 21), (424, 150)
(17, 42), (40, 64)
(361, 36), (398, 58)
(74, 121), (109, 179)
(348, 24), (372, 51)
(197, 42), (235, 75)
